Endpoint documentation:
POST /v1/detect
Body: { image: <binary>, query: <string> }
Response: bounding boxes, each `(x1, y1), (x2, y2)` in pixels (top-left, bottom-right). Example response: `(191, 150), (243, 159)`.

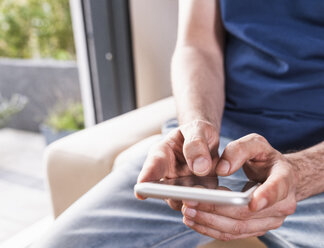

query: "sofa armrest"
(45, 97), (176, 217)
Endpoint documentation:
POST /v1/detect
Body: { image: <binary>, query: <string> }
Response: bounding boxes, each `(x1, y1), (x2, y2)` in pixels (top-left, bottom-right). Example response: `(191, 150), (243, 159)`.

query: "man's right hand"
(136, 120), (220, 210)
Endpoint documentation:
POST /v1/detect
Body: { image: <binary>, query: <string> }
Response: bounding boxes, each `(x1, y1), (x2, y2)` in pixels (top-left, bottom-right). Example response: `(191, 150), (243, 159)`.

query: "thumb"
(181, 130), (214, 176)
(249, 163), (290, 211)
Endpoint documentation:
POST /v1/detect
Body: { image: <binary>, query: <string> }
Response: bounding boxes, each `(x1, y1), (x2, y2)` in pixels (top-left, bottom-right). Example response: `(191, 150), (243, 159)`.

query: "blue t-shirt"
(220, 0), (324, 152)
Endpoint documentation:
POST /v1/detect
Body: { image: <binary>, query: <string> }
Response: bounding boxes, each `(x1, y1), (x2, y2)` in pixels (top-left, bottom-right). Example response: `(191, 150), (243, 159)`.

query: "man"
(34, 0), (324, 247)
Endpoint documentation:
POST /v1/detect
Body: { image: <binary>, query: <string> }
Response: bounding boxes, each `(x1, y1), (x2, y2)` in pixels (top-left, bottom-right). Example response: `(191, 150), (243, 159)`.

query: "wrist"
(282, 154), (300, 200)
(284, 152), (311, 201)
(178, 114), (220, 133)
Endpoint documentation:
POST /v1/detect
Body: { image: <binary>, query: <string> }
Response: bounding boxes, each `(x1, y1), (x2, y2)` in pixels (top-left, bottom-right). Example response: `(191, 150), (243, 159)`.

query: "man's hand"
(136, 120), (219, 210)
(181, 133), (298, 241)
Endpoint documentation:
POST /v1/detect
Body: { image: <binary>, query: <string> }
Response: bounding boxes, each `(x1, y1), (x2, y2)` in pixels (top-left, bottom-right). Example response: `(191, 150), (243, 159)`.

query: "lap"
(262, 192), (324, 248)
(33, 128), (324, 248)
(33, 135), (210, 248)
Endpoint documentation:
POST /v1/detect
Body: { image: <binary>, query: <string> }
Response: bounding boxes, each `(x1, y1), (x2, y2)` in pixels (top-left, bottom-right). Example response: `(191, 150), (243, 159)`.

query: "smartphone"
(134, 176), (259, 205)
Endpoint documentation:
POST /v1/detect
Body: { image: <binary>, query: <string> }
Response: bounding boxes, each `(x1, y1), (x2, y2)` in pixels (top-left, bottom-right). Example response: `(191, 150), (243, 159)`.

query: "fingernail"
(183, 200), (198, 207)
(216, 160), (230, 175)
(193, 157), (210, 175)
(256, 198), (267, 211)
(183, 217), (194, 226)
(184, 208), (197, 218)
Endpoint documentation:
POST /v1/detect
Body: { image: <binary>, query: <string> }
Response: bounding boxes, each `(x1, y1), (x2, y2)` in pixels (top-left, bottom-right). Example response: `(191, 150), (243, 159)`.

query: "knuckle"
(186, 137), (206, 147)
(150, 141), (175, 161)
(218, 232), (233, 242)
(226, 140), (244, 157)
(210, 203), (218, 213)
(165, 128), (181, 143)
(226, 141), (235, 150)
(193, 212), (208, 227)
(248, 133), (266, 143)
(183, 138), (207, 158)
(283, 201), (297, 216)
(236, 208), (250, 220)
(234, 142), (245, 157)
(232, 221), (246, 235)
(181, 120), (203, 135)
(197, 225), (208, 236)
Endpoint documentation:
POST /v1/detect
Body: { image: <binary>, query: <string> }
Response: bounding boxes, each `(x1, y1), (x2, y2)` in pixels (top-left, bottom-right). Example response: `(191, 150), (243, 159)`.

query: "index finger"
(216, 133), (276, 176)
(136, 129), (190, 199)
(137, 129), (181, 184)
(136, 141), (173, 200)
(137, 143), (170, 181)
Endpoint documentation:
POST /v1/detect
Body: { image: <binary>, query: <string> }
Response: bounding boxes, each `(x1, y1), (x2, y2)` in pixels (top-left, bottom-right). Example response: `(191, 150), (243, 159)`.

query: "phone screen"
(153, 176), (258, 193)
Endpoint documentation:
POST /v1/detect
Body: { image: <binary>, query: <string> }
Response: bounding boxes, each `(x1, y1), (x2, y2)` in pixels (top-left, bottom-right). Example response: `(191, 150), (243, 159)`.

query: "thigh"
(260, 192), (324, 248)
(32, 135), (210, 248)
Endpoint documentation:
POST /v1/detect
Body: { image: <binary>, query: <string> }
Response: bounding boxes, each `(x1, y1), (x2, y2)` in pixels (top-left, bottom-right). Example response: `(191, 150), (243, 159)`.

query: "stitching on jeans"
(150, 229), (195, 248)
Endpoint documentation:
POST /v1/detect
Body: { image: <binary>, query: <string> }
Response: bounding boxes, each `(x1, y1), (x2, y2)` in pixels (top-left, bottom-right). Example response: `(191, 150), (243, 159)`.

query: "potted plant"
(40, 102), (84, 145)
(0, 93), (28, 128)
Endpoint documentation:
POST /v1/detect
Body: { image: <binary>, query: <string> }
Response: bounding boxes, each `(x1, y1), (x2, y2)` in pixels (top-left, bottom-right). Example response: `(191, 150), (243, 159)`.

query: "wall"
(130, 0), (178, 107)
(0, 58), (81, 132)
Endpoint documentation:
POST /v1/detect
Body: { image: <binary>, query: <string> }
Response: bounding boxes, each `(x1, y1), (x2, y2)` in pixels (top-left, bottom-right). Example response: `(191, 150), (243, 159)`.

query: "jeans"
(33, 120), (324, 248)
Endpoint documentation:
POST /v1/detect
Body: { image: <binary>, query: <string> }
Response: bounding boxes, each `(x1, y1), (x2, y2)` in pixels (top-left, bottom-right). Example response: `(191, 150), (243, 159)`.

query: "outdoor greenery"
(0, 0), (75, 60)
(45, 102), (84, 131)
(0, 93), (28, 128)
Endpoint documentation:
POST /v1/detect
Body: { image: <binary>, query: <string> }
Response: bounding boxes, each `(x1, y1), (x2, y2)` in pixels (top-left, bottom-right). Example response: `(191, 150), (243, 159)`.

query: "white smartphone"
(134, 176), (259, 205)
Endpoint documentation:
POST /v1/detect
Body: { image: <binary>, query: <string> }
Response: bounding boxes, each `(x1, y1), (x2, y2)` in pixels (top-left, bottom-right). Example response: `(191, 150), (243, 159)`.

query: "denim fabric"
(32, 121), (324, 248)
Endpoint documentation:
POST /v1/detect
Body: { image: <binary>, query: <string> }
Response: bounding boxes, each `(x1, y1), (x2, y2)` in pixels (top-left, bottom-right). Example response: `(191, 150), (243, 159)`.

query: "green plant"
(45, 102), (84, 131)
(0, 93), (28, 127)
(0, 0), (75, 60)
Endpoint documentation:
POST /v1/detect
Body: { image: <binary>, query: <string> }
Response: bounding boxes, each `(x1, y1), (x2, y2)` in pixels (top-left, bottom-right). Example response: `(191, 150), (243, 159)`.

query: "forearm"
(285, 141), (324, 201)
(171, 47), (224, 131)
(172, 0), (225, 133)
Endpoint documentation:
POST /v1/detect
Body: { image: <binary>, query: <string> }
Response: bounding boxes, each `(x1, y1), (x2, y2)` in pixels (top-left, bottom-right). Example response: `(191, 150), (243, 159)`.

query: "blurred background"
(0, 0), (177, 246)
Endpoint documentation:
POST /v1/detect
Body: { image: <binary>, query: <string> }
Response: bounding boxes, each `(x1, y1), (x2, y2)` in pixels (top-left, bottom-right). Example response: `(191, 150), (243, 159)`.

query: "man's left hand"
(181, 133), (298, 241)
